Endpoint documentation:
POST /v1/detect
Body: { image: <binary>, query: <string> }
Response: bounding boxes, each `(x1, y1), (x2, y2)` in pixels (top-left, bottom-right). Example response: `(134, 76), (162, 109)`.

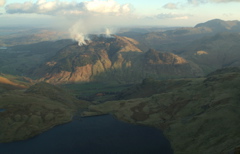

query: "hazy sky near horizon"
(0, 0), (240, 28)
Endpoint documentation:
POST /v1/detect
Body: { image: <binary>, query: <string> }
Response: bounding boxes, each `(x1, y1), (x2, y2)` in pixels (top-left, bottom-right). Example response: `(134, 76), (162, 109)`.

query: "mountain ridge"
(30, 36), (202, 84)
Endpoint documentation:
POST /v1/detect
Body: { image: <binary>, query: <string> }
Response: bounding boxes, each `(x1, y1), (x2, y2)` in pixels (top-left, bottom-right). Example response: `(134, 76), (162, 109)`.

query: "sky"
(0, 0), (240, 27)
(0, 0), (240, 44)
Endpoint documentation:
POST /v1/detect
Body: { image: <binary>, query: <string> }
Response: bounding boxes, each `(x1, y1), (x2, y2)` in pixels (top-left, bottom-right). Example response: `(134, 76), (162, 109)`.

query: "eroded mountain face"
(32, 35), (203, 84)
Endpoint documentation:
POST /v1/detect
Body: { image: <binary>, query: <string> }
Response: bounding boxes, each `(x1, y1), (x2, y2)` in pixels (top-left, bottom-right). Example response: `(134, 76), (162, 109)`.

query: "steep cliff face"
(32, 35), (203, 84)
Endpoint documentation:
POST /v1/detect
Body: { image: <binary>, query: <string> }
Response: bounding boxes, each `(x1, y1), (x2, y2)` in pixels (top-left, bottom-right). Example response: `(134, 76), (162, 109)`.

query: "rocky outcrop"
(32, 36), (203, 84)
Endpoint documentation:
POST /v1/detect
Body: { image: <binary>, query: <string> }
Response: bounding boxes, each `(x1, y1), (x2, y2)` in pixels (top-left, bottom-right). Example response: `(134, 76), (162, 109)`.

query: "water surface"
(0, 109), (5, 112)
(0, 115), (173, 154)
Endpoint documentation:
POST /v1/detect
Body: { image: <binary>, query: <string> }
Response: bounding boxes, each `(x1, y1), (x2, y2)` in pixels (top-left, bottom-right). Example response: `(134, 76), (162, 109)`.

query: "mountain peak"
(194, 19), (240, 31)
(145, 49), (188, 65)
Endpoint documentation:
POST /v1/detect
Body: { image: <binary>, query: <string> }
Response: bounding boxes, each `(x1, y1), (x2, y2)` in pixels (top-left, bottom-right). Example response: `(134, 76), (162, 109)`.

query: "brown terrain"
(32, 35), (203, 84)
(82, 67), (240, 154)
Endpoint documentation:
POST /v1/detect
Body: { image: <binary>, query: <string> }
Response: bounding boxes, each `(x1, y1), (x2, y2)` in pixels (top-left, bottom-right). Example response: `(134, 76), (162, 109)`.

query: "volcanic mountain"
(31, 35), (203, 84)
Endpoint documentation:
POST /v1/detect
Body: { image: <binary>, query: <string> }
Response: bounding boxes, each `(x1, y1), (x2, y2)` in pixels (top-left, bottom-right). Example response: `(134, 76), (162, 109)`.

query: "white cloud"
(188, 0), (207, 5)
(0, 0), (5, 7)
(4, 0), (135, 46)
(163, 3), (178, 9)
(210, 0), (240, 2)
(187, 0), (240, 5)
(82, 0), (131, 14)
(5, 0), (132, 16)
(156, 13), (189, 20)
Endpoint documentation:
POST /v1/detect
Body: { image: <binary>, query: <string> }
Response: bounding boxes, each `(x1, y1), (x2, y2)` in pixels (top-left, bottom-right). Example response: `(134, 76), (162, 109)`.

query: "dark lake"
(0, 115), (173, 154)
(0, 109), (5, 112)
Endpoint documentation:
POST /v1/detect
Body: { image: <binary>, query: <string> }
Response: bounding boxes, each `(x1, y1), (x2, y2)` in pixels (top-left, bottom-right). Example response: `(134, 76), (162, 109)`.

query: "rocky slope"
(0, 82), (89, 143)
(82, 67), (240, 153)
(32, 35), (202, 84)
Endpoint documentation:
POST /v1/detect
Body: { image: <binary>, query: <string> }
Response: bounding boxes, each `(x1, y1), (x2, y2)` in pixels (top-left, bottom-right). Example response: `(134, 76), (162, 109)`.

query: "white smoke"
(5, 0), (141, 46)
(69, 21), (116, 46)
(69, 15), (121, 46)
(69, 21), (89, 46)
(105, 28), (112, 37)
(0, 0), (5, 7)
(72, 33), (87, 46)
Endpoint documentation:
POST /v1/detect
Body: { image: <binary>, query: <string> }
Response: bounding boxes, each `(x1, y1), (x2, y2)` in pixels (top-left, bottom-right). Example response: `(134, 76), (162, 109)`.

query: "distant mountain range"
(195, 19), (240, 32)
(179, 32), (240, 73)
(1, 18), (240, 153)
(120, 19), (240, 52)
(1, 19), (240, 84)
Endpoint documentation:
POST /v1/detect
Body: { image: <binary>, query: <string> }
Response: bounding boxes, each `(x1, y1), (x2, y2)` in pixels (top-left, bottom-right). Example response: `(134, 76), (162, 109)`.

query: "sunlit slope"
(0, 76), (28, 88)
(32, 36), (202, 84)
(0, 75), (33, 93)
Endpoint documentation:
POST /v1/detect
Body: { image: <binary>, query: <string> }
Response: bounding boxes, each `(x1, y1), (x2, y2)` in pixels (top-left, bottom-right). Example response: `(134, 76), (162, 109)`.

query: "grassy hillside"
(0, 40), (73, 75)
(82, 67), (240, 153)
(180, 32), (240, 74)
(0, 82), (90, 143)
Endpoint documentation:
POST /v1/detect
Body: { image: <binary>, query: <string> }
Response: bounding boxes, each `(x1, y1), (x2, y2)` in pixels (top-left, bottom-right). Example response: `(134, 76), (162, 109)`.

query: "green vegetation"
(0, 40), (73, 75)
(82, 67), (240, 153)
(181, 32), (240, 75)
(61, 82), (132, 102)
(1, 19), (240, 153)
(0, 82), (90, 143)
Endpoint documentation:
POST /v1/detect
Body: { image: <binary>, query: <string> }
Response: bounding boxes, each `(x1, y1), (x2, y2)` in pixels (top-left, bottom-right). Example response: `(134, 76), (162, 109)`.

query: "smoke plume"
(69, 21), (116, 46)
(0, 0), (5, 7)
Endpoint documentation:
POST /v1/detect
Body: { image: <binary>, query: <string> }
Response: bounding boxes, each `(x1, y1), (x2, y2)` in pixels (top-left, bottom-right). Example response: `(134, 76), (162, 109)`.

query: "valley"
(0, 19), (240, 153)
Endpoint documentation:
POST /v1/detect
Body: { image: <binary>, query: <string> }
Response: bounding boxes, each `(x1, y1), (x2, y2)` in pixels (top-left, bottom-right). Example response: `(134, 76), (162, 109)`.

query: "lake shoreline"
(0, 114), (173, 154)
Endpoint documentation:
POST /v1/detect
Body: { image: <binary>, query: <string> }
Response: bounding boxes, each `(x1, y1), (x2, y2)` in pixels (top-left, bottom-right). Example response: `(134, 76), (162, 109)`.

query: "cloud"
(5, 0), (132, 16)
(210, 0), (240, 2)
(163, 3), (178, 9)
(4, 0), (135, 46)
(0, 0), (5, 7)
(187, 0), (240, 5)
(68, 14), (138, 45)
(82, 0), (132, 14)
(187, 0), (207, 5)
(156, 13), (189, 20)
